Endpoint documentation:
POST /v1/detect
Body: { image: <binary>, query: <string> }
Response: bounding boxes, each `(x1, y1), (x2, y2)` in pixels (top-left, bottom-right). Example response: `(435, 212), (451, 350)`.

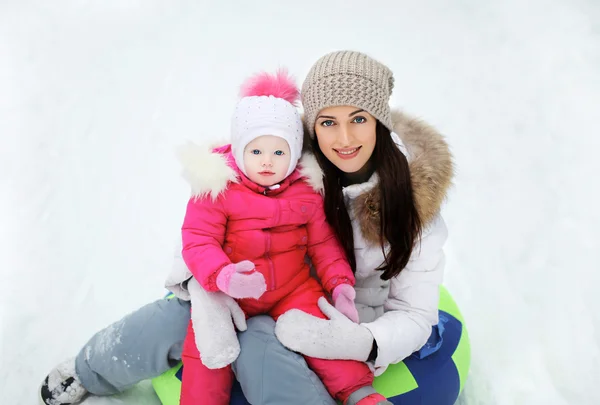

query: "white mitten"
(187, 278), (247, 369)
(275, 297), (374, 361)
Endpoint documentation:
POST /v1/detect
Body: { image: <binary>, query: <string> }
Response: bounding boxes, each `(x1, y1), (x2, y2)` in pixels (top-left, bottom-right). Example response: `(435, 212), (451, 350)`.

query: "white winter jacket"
(298, 110), (454, 375)
(349, 187), (447, 375)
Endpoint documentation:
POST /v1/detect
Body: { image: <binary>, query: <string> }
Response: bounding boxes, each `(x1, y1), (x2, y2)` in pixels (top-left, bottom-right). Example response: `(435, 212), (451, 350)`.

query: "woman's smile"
(333, 146), (362, 159)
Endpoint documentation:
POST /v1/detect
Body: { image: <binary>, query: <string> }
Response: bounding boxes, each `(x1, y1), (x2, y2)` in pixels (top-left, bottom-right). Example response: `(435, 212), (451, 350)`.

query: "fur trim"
(176, 141), (238, 200)
(354, 191), (383, 245)
(297, 110), (453, 241)
(393, 110), (454, 226)
(298, 152), (324, 195)
(353, 110), (454, 244)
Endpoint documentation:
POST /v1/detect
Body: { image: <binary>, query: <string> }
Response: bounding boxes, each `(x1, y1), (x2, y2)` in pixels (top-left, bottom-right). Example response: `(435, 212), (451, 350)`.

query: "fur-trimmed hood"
(298, 109), (454, 244)
(177, 142), (239, 201)
(177, 142), (323, 200)
(389, 110), (454, 226)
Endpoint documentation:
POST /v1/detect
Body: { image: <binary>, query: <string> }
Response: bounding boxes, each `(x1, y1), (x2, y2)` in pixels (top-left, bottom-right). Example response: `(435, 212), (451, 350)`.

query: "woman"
(41, 50), (453, 405)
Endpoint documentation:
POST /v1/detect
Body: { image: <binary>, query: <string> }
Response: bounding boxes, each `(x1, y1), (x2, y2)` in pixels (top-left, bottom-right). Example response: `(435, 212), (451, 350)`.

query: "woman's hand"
(275, 297), (374, 361)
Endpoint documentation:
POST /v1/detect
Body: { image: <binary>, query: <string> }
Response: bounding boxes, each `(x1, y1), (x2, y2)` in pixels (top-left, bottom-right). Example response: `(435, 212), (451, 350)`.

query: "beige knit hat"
(301, 50), (394, 137)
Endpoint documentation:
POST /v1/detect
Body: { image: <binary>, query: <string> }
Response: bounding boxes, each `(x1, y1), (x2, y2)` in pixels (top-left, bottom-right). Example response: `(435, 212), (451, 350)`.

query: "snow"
(1, 0), (599, 404)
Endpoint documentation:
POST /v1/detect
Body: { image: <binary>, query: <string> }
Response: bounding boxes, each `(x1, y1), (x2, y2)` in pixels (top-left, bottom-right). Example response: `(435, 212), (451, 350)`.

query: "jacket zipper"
(263, 190), (279, 291)
(265, 232), (275, 290)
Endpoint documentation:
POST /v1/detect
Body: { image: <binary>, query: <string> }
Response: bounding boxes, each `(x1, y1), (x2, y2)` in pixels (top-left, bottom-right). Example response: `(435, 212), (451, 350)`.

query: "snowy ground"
(1, 1), (599, 404)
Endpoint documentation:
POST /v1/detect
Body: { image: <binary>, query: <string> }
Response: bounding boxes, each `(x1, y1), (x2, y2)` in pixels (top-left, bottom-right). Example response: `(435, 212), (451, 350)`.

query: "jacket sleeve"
(306, 198), (355, 294)
(362, 215), (447, 374)
(181, 195), (231, 292)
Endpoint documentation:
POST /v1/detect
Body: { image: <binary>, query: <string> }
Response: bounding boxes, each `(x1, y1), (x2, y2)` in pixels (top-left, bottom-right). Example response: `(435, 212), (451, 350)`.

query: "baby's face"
(243, 135), (291, 187)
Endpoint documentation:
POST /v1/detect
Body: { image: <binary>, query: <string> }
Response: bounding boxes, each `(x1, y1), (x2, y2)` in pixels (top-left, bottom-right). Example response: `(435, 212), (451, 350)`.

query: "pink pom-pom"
(239, 69), (299, 105)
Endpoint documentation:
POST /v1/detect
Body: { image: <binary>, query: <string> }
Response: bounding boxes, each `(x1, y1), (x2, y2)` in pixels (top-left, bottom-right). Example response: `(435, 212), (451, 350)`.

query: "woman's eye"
(251, 149), (261, 155)
(274, 150), (284, 156)
(352, 116), (367, 124)
(320, 120), (335, 127)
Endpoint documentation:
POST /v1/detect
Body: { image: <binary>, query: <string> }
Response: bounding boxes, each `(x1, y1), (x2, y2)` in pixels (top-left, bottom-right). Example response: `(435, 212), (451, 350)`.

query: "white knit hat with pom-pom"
(231, 69), (304, 178)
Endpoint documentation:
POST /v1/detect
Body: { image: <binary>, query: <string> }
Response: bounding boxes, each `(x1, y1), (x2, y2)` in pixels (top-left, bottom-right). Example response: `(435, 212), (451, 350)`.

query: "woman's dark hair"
(311, 120), (422, 280)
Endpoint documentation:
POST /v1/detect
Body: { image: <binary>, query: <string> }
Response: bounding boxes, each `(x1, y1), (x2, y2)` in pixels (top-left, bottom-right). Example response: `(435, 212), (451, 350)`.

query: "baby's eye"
(352, 116), (367, 124)
(320, 120), (335, 127)
(274, 150), (284, 156)
(250, 149), (261, 155)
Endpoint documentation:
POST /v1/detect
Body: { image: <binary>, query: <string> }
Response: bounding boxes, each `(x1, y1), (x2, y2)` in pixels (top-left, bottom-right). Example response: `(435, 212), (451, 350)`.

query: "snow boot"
(40, 358), (87, 405)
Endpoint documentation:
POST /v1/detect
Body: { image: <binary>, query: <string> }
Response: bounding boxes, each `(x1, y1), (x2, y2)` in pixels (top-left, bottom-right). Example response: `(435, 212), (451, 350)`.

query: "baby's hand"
(332, 284), (359, 323)
(216, 261), (266, 299)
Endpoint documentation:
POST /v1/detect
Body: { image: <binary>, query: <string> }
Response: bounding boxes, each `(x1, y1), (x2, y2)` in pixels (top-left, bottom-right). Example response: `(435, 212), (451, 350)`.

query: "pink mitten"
(331, 284), (359, 323)
(216, 260), (266, 300)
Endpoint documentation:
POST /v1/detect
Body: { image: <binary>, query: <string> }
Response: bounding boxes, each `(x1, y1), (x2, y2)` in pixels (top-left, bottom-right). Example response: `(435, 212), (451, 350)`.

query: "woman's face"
(314, 106), (377, 173)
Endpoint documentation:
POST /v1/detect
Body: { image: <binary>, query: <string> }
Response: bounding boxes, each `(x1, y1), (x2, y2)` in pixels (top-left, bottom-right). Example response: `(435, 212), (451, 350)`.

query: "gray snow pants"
(75, 297), (335, 405)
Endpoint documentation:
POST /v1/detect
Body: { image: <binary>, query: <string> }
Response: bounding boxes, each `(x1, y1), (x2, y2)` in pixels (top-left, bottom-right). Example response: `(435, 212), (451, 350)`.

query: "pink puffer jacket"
(179, 144), (354, 298)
